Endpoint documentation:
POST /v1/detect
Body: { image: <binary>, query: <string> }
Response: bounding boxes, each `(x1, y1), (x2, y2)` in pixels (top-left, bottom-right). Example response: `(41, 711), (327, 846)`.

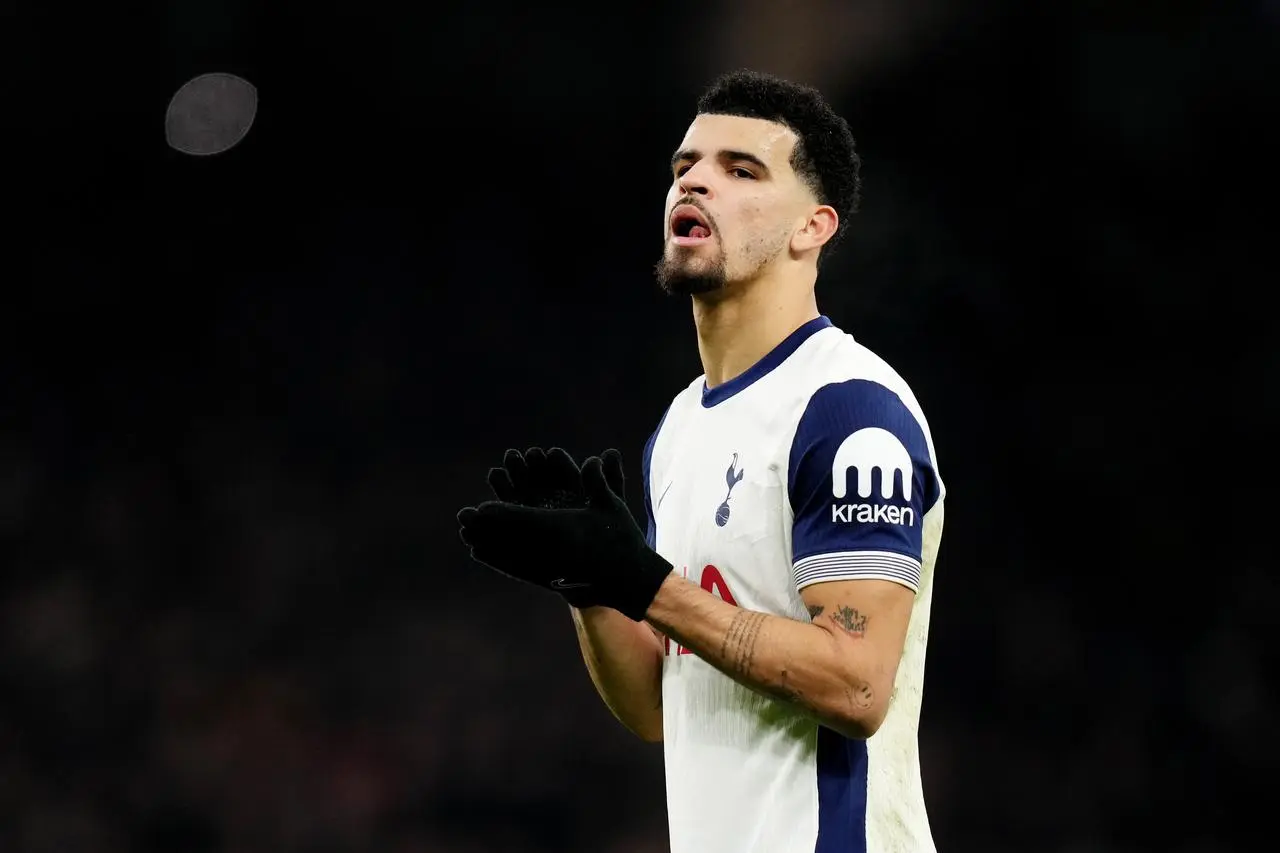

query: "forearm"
(644, 574), (878, 739)
(571, 605), (664, 742)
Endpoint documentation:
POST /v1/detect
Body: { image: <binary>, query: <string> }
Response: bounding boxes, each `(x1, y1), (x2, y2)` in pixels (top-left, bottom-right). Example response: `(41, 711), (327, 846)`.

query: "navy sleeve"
(788, 379), (941, 593)
(641, 406), (671, 550)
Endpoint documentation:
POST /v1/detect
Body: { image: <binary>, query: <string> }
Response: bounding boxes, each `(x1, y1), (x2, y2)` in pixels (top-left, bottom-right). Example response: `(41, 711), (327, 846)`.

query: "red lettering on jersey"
(699, 564), (738, 606)
(665, 564), (738, 656)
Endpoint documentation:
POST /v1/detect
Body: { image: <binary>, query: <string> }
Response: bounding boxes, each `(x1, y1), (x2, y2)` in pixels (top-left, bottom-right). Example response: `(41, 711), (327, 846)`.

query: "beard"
(654, 246), (728, 296)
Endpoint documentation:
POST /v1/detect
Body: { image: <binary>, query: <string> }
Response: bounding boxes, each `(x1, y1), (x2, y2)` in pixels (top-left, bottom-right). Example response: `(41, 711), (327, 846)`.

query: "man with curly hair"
(459, 69), (946, 853)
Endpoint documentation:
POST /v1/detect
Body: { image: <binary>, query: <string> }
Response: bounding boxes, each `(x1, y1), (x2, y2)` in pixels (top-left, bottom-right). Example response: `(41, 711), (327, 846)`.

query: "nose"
(677, 162), (711, 198)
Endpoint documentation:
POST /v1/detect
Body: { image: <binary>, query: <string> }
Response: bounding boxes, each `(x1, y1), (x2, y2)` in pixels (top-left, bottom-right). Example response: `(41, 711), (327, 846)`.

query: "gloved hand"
(475, 446), (600, 610)
(484, 446), (621, 510)
(458, 449), (672, 621)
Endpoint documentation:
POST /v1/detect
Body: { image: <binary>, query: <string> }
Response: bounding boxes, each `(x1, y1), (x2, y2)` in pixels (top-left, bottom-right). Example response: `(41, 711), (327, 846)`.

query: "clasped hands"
(456, 447), (672, 621)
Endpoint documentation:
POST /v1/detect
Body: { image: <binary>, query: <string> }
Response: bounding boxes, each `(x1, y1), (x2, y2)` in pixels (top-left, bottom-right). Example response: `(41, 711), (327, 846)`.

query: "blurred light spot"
(165, 72), (258, 156)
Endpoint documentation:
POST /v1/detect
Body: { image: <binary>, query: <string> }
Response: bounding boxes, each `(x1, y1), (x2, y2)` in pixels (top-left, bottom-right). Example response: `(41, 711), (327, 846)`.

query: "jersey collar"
(701, 315), (833, 408)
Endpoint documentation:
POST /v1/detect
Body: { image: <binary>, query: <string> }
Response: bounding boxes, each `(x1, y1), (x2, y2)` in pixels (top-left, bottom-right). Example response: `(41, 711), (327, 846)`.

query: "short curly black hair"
(696, 69), (862, 259)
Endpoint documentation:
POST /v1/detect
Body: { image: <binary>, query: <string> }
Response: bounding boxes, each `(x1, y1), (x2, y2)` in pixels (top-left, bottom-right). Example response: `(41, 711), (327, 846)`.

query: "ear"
(791, 205), (839, 254)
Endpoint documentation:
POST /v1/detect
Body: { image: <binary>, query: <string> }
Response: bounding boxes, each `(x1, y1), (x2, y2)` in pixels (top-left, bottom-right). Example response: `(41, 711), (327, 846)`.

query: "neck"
(692, 270), (820, 388)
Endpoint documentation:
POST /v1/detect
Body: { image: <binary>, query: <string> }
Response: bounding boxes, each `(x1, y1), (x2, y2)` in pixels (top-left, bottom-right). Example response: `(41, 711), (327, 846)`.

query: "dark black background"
(3, 1), (1275, 851)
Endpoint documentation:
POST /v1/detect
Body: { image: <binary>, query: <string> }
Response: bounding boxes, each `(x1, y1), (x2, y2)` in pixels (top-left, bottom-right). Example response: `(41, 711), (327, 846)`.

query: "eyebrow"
(670, 148), (772, 176)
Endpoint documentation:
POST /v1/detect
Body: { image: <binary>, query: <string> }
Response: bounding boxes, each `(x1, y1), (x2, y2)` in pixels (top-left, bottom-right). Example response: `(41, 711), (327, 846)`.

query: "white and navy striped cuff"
(794, 551), (922, 593)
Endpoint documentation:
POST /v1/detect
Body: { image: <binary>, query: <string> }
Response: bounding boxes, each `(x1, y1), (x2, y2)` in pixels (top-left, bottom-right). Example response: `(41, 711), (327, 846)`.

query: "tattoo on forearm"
(717, 606), (873, 713)
(719, 610), (744, 665)
(739, 612), (768, 677)
(763, 668), (804, 705)
(721, 610), (805, 705)
(831, 605), (868, 638)
(722, 610), (768, 680)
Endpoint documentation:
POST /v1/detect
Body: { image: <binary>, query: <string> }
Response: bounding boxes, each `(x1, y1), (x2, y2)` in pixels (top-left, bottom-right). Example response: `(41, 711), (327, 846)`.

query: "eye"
(674, 164), (691, 178)
(730, 167), (756, 179)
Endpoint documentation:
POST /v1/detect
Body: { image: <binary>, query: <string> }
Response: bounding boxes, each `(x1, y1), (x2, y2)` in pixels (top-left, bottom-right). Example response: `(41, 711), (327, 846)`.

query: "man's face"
(655, 114), (805, 296)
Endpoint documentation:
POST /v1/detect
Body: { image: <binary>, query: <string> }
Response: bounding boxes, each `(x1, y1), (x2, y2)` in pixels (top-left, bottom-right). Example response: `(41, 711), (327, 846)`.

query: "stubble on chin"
(654, 248), (726, 296)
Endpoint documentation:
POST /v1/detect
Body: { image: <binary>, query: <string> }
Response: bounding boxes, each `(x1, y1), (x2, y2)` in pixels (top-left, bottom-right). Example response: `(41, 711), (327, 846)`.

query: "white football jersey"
(643, 316), (945, 853)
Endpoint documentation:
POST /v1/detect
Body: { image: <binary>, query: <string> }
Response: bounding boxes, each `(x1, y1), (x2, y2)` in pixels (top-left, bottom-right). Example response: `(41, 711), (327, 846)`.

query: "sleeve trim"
(794, 550), (921, 594)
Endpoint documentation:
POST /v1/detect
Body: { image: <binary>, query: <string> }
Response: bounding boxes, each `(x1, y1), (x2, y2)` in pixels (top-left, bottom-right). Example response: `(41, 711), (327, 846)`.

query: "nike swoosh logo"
(656, 481), (674, 511)
(550, 578), (589, 589)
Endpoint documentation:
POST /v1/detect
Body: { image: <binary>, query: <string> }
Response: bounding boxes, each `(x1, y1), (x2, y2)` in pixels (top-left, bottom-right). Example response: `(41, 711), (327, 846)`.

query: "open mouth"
(671, 204), (712, 243)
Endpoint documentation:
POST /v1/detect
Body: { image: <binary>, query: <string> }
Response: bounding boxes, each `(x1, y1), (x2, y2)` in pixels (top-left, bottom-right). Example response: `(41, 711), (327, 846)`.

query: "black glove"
(458, 449), (673, 621)
(485, 446), (621, 510)
(474, 446), (600, 609)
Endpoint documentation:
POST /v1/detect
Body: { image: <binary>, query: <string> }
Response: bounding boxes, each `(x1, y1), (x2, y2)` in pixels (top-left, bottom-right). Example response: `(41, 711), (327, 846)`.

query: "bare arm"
(644, 575), (914, 739)
(571, 605), (665, 742)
